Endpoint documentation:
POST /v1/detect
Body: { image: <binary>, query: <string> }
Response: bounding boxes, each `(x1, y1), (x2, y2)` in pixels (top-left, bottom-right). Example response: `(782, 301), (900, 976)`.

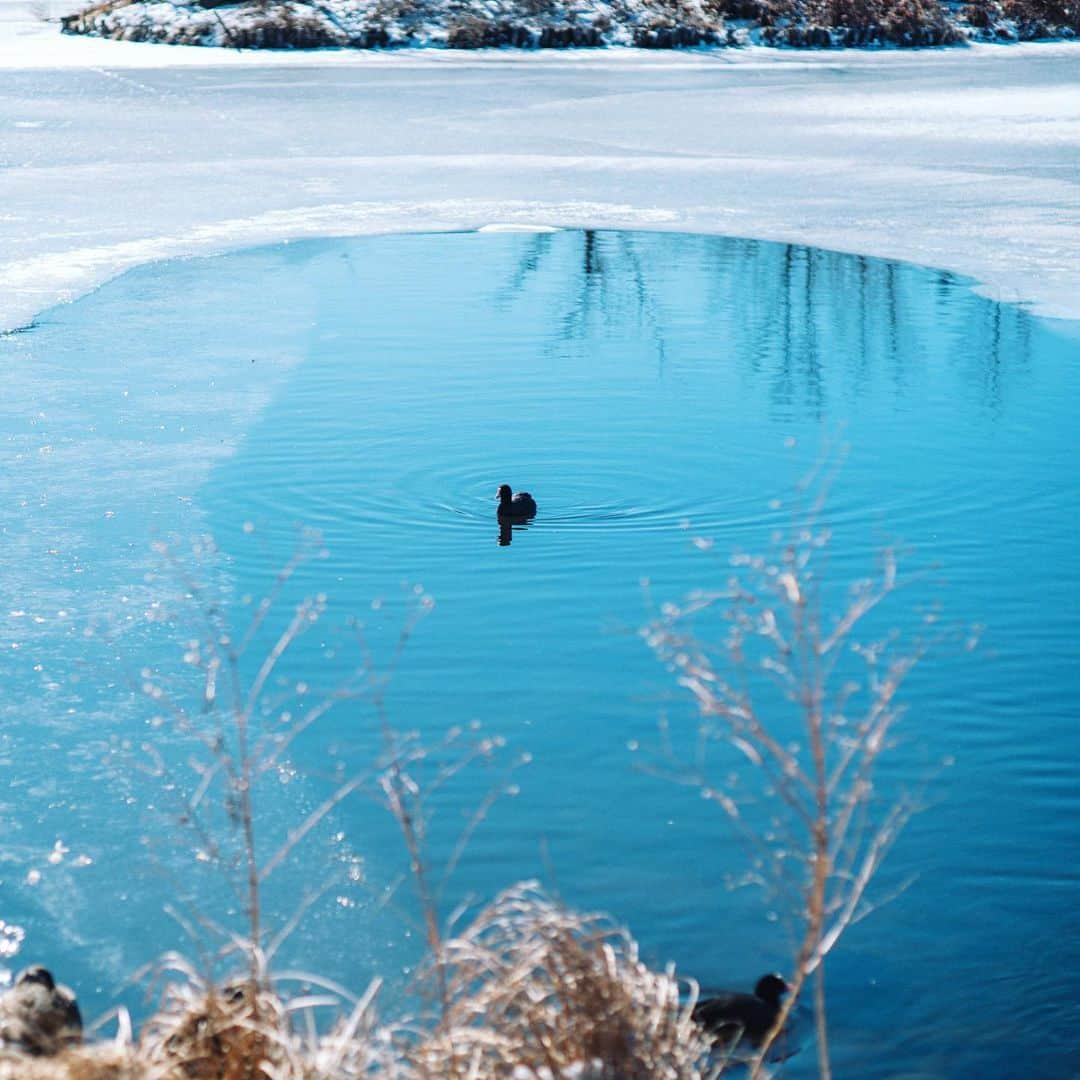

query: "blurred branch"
(642, 464), (960, 1078)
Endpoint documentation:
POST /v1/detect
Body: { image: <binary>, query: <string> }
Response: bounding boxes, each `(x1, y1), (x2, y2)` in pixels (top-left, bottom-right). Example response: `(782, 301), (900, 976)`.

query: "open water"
(2, 230), (1078, 1076)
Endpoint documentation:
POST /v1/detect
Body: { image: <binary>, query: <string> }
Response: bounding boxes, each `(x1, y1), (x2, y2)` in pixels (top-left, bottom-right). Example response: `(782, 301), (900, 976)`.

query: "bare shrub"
(123, 536), (522, 1066)
(642, 463), (966, 1078)
(876, 0), (961, 42)
(713, 0), (779, 21)
(446, 14), (498, 46)
(751, 0), (965, 43)
(130, 533), (382, 989)
(226, 4), (346, 48)
(1001, 0), (1079, 34)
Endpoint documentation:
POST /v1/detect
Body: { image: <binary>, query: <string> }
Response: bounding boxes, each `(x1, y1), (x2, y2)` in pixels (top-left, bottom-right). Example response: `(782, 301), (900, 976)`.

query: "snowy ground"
(0, 4), (1078, 330)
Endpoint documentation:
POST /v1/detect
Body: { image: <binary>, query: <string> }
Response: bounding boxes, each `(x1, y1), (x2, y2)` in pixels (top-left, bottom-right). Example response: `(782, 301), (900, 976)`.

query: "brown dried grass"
(2, 884), (717, 1079)
(406, 882), (713, 1080)
(0, 1047), (139, 1080)
(137, 977), (288, 1079)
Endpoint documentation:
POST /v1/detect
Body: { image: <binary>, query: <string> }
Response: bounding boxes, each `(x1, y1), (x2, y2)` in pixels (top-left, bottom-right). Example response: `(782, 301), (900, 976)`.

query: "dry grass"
(0, 1047), (139, 1080)
(137, 973), (290, 1079)
(405, 882), (713, 1079)
(1, 886), (719, 1079)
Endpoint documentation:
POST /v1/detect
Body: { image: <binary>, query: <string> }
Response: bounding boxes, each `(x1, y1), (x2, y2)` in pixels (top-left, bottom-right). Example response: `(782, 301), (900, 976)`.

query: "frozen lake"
(1, 25), (1079, 332)
(2, 229), (1079, 1076)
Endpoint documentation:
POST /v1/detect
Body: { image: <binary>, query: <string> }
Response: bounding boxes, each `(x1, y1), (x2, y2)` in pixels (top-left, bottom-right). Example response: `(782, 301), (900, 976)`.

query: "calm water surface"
(1, 231), (1078, 1076)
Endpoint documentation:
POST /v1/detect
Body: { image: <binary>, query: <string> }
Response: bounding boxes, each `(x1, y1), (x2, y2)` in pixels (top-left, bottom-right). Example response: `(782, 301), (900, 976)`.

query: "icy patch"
(0, 200), (677, 332)
(0, 27), (1077, 326)
(479, 223), (563, 232)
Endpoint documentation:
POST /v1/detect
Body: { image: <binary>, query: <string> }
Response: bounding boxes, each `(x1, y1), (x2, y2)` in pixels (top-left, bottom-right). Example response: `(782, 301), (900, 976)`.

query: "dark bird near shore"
(692, 972), (790, 1049)
(496, 484), (537, 519)
(0, 965), (83, 1056)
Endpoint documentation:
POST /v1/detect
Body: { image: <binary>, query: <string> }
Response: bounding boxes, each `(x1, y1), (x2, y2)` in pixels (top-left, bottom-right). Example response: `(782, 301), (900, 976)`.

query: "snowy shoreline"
(54, 0), (1080, 52)
(1, 13), (1078, 330)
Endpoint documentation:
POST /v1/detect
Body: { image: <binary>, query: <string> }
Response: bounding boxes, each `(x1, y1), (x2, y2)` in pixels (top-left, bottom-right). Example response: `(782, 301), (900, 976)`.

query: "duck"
(0, 964), (83, 1056)
(692, 972), (790, 1049)
(496, 484), (537, 519)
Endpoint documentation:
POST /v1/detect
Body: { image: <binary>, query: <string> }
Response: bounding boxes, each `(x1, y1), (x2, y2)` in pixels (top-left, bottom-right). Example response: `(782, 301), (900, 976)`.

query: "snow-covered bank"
(0, 15), (1077, 328)
(53, 0), (1078, 51)
(57, 0), (960, 50)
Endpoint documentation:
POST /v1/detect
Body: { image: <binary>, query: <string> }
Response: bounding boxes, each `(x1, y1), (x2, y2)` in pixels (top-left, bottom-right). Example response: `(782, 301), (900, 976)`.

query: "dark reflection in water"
(1, 230), (1077, 1080)
(497, 520), (533, 546)
(497, 230), (1033, 422)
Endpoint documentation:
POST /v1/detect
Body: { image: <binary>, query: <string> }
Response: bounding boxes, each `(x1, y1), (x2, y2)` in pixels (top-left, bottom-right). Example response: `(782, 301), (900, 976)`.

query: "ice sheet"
(0, 9), (1078, 328)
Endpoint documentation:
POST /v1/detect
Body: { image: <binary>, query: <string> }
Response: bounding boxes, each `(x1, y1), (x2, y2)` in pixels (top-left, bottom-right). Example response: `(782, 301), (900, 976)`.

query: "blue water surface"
(1, 230), (1078, 1076)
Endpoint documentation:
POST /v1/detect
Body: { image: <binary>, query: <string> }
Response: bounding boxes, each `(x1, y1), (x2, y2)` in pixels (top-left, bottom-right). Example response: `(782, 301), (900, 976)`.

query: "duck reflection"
(498, 519), (538, 546)
(496, 484), (537, 545)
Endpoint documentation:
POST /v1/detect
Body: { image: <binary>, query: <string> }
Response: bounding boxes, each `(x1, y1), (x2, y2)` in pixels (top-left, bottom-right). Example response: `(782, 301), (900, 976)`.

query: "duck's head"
(754, 973), (790, 1005)
(496, 484), (512, 502)
(16, 965), (57, 991)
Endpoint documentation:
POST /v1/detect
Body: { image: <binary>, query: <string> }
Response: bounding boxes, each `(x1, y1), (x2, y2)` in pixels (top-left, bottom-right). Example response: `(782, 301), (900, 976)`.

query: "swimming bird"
(692, 972), (790, 1049)
(496, 484), (537, 519)
(0, 965), (83, 1056)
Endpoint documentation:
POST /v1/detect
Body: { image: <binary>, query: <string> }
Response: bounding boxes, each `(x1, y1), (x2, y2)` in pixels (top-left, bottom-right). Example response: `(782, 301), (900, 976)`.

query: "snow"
(0, 6), (1078, 329)
(60, 0), (732, 50)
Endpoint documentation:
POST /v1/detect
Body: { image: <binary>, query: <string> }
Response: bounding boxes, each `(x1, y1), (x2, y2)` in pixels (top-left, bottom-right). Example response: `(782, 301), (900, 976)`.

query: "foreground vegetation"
(2, 472), (950, 1077)
(1, 884), (717, 1078)
(60, 0), (1079, 50)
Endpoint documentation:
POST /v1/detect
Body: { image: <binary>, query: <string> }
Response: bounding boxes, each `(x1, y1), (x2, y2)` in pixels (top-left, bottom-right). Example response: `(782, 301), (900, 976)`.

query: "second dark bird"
(0, 965), (83, 1057)
(692, 972), (790, 1051)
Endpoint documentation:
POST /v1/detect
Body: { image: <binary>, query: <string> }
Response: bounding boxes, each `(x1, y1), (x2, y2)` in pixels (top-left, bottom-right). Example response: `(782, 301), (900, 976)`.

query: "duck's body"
(692, 973), (789, 1049)
(0, 965), (82, 1056)
(496, 484), (537, 519)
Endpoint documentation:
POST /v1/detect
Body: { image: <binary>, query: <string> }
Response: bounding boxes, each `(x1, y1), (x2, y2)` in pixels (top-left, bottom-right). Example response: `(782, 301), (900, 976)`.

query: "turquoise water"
(2, 230), (1078, 1075)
